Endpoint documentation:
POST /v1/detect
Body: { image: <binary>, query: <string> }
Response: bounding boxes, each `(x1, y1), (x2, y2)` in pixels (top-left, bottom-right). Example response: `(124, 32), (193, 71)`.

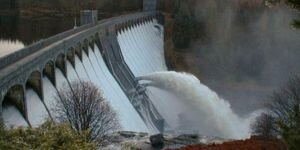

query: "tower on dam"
(143, 0), (157, 11)
(80, 10), (98, 25)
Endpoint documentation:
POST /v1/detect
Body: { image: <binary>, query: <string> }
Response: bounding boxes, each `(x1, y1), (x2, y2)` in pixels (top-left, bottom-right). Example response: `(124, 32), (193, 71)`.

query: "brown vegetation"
(171, 136), (287, 150)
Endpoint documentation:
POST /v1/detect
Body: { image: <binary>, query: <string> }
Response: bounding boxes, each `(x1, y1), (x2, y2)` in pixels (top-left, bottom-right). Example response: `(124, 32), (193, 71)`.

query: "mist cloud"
(182, 0), (300, 114)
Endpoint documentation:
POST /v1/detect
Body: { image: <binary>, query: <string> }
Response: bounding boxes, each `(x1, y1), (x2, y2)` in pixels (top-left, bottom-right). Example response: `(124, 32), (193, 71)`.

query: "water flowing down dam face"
(117, 19), (166, 77)
(42, 76), (58, 115)
(26, 89), (49, 127)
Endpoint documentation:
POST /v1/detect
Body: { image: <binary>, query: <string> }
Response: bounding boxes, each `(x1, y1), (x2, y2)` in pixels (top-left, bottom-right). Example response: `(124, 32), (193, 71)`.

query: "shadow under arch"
(2, 84), (31, 127)
(56, 53), (67, 77)
(26, 70), (43, 100)
(83, 38), (89, 56)
(43, 61), (56, 87)
(66, 47), (75, 68)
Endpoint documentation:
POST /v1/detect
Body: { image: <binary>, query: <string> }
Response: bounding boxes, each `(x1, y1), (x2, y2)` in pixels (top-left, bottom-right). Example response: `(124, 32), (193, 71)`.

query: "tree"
(270, 0), (300, 28)
(264, 0), (299, 28)
(286, 0), (300, 28)
(251, 113), (277, 138)
(54, 81), (120, 142)
(268, 75), (300, 149)
(252, 75), (300, 149)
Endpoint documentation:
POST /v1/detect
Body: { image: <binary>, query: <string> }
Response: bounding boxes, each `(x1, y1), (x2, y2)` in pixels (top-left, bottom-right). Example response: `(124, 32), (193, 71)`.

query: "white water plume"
(139, 71), (260, 139)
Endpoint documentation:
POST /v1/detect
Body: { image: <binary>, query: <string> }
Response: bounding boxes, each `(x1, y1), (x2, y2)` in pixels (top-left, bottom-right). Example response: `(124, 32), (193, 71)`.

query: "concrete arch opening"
(89, 36), (95, 51)
(67, 48), (75, 68)
(56, 54), (67, 77)
(75, 43), (83, 61)
(95, 33), (102, 52)
(43, 61), (56, 87)
(2, 84), (30, 127)
(26, 71), (43, 100)
(83, 39), (89, 56)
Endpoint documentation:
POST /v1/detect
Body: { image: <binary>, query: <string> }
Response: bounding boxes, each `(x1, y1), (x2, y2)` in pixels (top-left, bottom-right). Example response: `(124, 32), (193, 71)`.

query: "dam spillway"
(117, 20), (166, 76)
(0, 12), (166, 133)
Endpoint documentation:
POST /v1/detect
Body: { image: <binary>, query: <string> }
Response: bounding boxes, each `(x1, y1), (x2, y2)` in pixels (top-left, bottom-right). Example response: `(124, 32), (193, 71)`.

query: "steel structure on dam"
(0, 9), (166, 133)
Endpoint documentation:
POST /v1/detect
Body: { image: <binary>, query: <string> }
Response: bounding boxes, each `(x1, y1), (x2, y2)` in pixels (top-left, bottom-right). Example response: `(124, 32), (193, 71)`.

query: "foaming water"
(139, 71), (260, 139)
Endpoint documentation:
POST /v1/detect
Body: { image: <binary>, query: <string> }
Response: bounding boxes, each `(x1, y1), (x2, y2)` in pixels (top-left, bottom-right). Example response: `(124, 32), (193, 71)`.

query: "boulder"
(150, 134), (164, 149)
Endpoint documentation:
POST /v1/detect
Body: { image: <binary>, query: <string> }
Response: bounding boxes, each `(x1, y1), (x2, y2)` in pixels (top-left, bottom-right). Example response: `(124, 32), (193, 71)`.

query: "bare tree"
(54, 81), (120, 141)
(251, 112), (277, 138)
(252, 75), (300, 149)
(267, 75), (300, 127)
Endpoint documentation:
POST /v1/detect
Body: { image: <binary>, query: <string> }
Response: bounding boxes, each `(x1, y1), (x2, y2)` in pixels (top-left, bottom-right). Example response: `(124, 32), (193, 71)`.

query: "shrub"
(54, 81), (120, 142)
(0, 121), (96, 150)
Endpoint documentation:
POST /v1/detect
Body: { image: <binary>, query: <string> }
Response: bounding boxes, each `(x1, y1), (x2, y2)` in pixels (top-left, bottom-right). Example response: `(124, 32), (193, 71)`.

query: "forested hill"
(0, 0), (143, 16)
(0, 0), (178, 17)
(0, 0), (267, 17)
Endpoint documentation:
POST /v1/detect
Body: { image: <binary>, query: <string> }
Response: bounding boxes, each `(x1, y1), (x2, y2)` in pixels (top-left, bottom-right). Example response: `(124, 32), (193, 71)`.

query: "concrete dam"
(0, 10), (167, 133)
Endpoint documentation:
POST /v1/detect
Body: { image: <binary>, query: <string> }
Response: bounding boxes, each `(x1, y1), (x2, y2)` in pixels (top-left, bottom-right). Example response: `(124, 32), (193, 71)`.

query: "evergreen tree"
(286, 0), (300, 28)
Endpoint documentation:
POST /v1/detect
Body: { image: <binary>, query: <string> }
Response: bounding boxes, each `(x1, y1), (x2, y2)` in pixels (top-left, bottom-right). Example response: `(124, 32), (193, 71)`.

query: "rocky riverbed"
(100, 131), (226, 150)
(100, 132), (286, 150)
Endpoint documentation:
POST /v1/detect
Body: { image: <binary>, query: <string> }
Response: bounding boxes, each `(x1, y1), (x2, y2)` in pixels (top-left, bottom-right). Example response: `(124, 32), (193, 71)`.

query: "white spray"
(139, 71), (259, 139)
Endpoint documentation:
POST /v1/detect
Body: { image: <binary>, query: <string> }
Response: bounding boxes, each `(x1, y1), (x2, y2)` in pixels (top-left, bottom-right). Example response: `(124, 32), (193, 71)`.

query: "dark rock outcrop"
(150, 134), (165, 149)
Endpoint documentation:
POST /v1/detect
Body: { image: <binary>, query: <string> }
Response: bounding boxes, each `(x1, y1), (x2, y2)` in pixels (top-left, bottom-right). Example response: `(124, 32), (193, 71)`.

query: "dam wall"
(0, 11), (165, 133)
